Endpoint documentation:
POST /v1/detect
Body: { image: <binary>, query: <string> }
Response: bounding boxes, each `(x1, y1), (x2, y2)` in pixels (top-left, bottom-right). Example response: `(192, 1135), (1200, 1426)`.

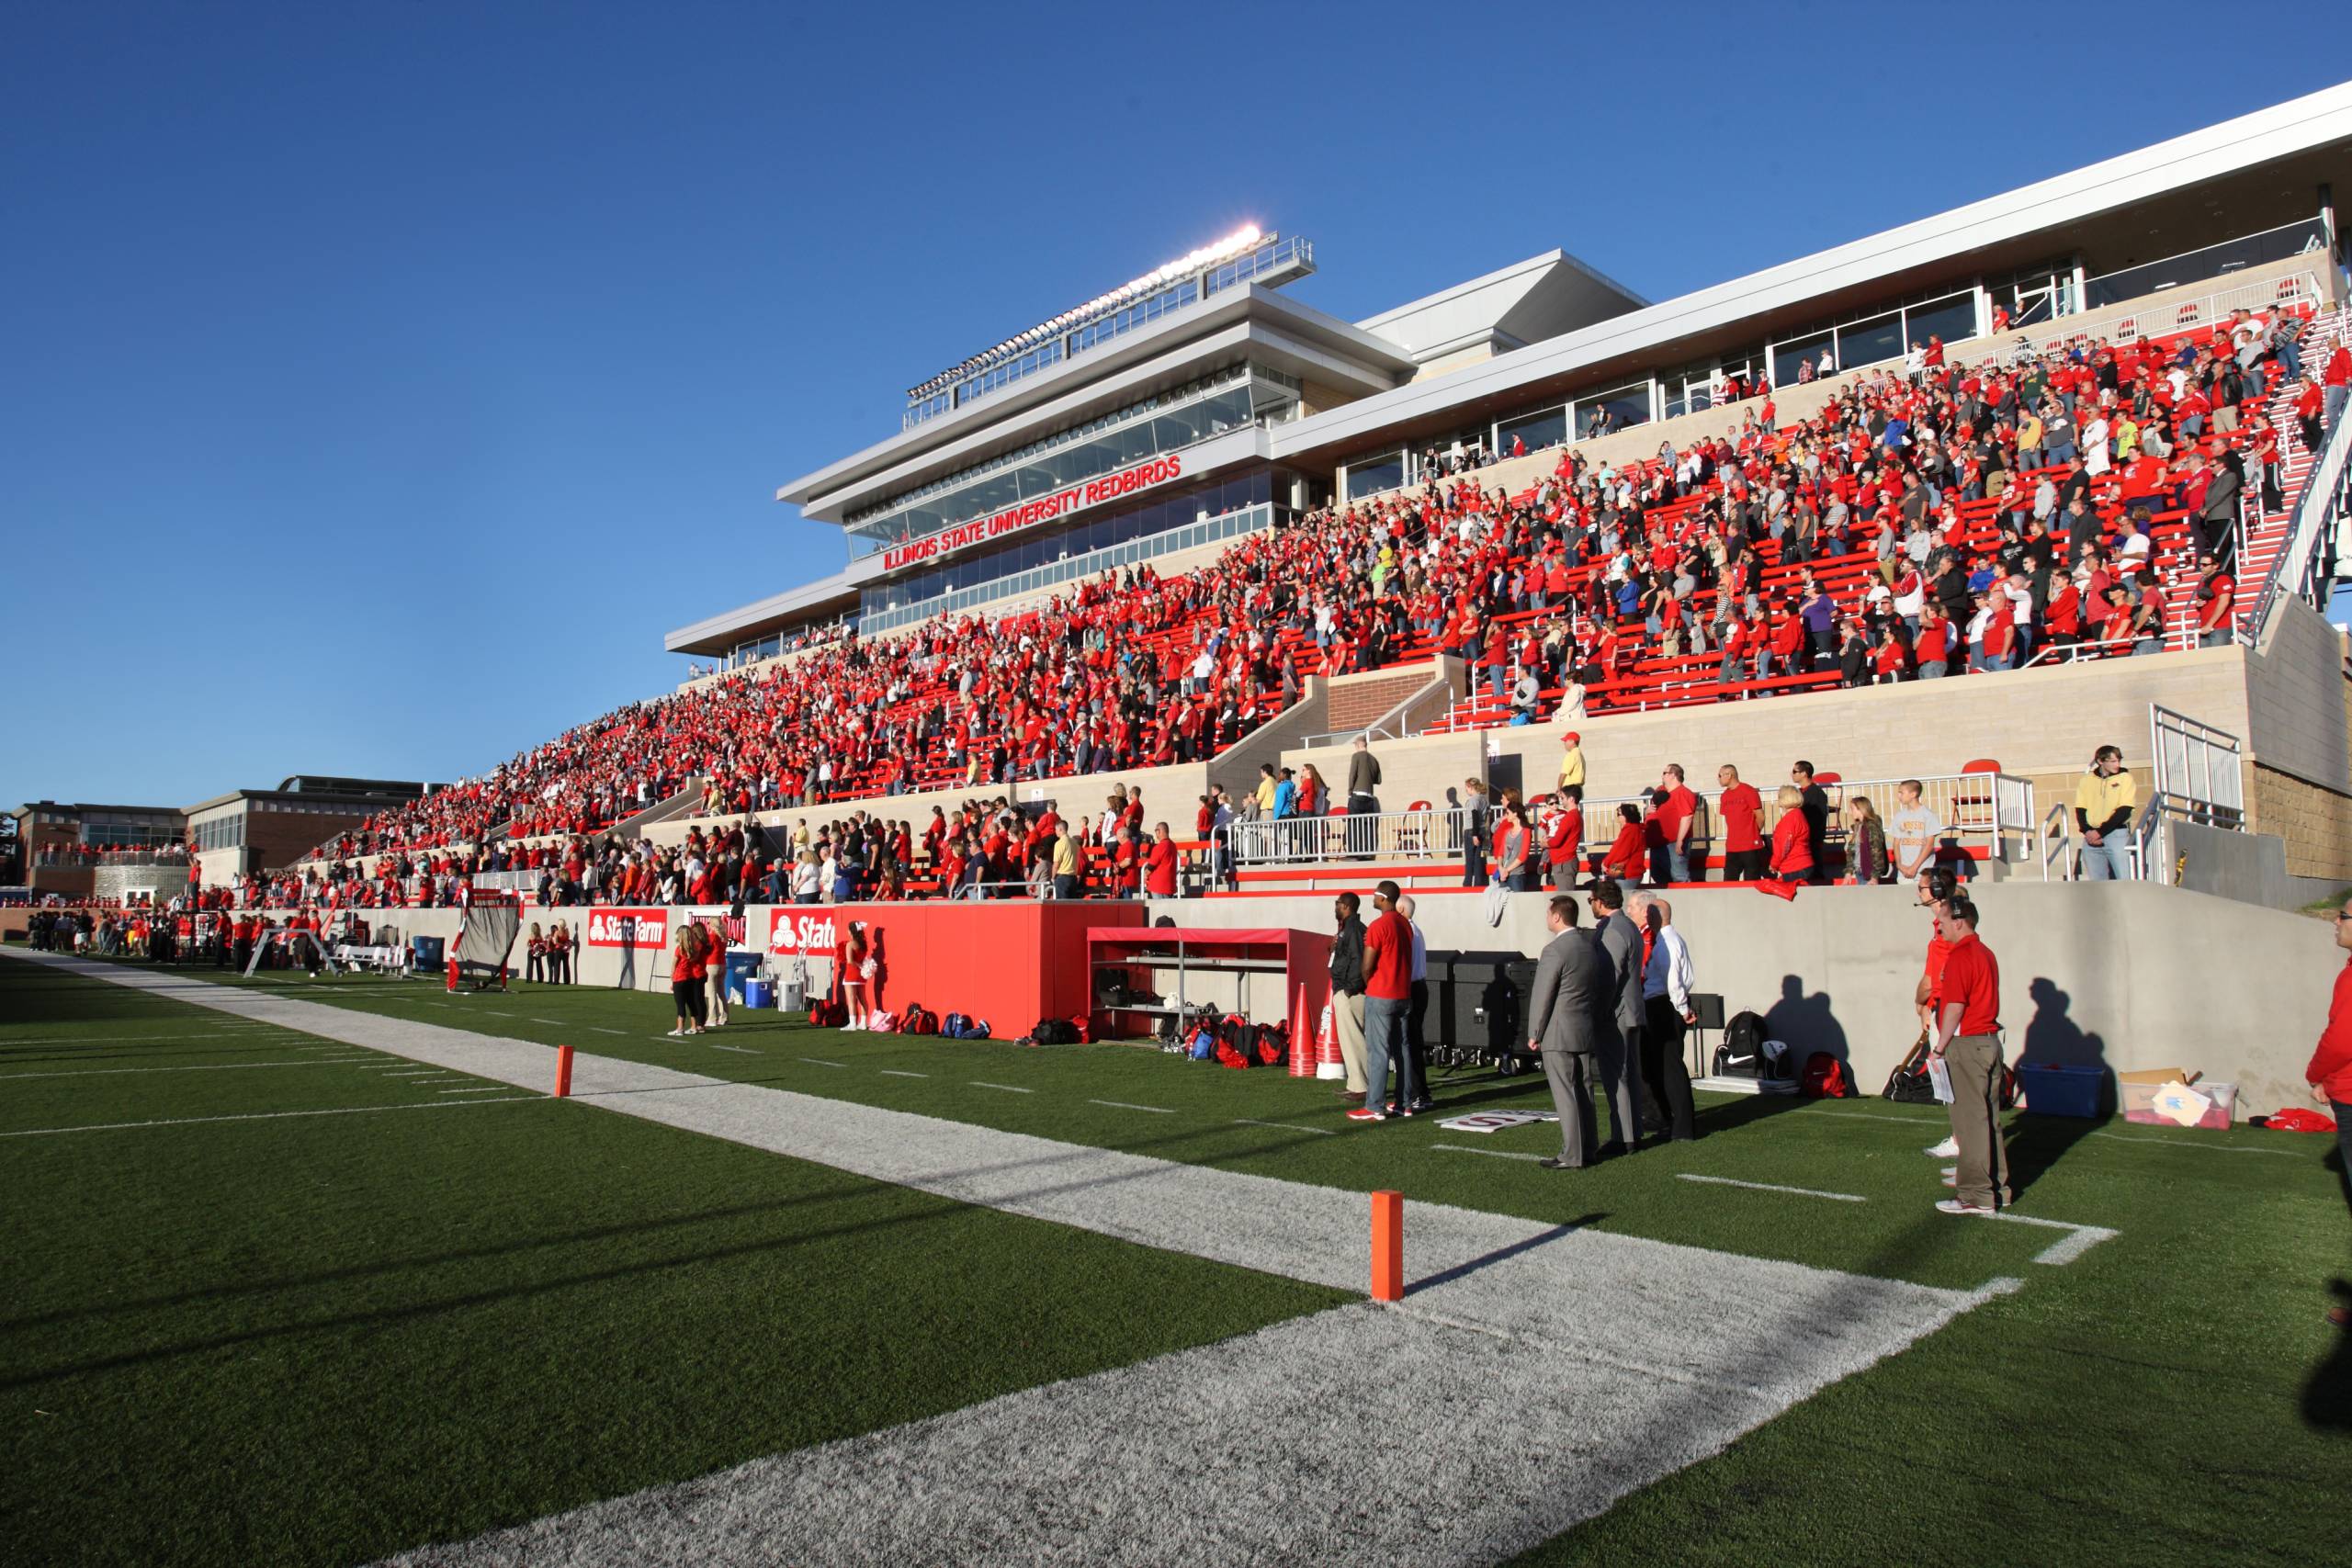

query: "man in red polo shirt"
(1931, 895), (2007, 1214)
(1142, 823), (1179, 899)
(1656, 764), (1702, 884)
(1348, 880), (1419, 1122)
(1716, 763), (1764, 881)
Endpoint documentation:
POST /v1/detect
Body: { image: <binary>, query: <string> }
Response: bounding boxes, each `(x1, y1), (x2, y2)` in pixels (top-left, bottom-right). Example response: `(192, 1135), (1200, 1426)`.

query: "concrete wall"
(1154, 879), (2337, 1112)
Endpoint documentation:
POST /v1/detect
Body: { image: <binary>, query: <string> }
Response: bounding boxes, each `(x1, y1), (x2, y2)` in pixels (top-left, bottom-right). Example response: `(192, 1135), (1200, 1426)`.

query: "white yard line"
(0, 1098), (542, 1138)
(590, 1028), (628, 1035)
(1433, 1142), (1547, 1162)
(1966, 1211), (2120, 1266)
(1679, 1175), (1869, 1203)
(877, 1069), (929, 1078)
(0, 1060), (389, 1080)
(439, 1087), (514, 1095)
(2089, 1130), (2301, 1156)
(707, 1043), (762, 1055)
(530, 1018), (565, 1025)
(1090, 1099), (1175, 1113)
(971, 1082), (1035, 1094)
(1235, 1118), (1331, 1135)
(1811, 1110), (1946, 1125)
(797, 1057), (846, 1067)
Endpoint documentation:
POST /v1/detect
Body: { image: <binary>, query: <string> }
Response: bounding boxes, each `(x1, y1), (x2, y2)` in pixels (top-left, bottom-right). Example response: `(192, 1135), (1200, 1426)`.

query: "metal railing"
(1227, 805), (1468, 866)
(2148, 705), (2245, 828)
(2008, 271), (2324, 361)
(1565, 771), (2038, 870)
(2245, 356), (2352, 640)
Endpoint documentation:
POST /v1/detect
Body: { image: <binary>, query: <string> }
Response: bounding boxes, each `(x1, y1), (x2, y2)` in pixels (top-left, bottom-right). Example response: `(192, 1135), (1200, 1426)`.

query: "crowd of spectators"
(296, 301), (2340, 881)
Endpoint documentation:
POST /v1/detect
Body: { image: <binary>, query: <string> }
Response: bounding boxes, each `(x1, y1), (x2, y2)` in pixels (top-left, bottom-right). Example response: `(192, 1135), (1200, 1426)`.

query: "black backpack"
(1030, 1018), (1079, 1046)
(1712, 1010), (1785, 1078)
(1883, 1034), (1941, 1103)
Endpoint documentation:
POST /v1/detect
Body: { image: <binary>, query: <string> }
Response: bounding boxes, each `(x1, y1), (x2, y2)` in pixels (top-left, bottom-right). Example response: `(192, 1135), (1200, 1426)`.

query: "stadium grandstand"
(266, 84), (2352, 942)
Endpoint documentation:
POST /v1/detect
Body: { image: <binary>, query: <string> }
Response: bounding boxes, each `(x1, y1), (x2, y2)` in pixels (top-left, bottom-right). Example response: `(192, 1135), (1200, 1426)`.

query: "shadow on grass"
(2306, 1279), (2352, 1432)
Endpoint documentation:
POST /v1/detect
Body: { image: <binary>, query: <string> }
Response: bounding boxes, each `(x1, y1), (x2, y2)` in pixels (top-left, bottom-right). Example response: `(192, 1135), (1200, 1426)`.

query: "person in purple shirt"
(1800, 575), (1837, 671)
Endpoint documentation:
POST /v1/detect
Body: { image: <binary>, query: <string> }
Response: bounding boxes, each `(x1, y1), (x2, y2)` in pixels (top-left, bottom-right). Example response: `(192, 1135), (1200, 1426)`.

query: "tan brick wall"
(2248, 764), (2352, 882)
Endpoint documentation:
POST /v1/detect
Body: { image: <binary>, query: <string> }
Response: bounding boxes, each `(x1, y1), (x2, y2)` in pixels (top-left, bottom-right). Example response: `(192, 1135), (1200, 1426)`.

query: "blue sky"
(4, 2), (2343, 813)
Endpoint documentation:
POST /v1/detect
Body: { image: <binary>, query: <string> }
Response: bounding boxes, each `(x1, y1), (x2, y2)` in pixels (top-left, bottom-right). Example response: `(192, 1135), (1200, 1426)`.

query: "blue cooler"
(2014, 1063), (2104, 1118)
(744, 979), (773, 1010)
(412, 935), (445, 972)
(724, 950), (763, 1002)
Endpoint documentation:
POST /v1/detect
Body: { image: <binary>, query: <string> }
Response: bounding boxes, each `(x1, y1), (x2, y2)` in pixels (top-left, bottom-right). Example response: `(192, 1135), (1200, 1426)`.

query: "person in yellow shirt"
(1557, 732), (1587, 801)
(1051, 825), (1081, 899)
(2072, 745), (2138, 881)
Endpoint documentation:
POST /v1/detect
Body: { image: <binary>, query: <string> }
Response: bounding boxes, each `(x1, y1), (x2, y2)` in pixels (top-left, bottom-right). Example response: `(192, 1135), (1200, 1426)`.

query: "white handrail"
(1227, 804), (1468, 866)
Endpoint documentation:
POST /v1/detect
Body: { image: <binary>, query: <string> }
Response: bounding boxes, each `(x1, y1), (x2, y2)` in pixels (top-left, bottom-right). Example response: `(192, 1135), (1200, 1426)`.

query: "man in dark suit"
(1588, 879), (1650, 1151)
(1525, 895), (1606, 1170)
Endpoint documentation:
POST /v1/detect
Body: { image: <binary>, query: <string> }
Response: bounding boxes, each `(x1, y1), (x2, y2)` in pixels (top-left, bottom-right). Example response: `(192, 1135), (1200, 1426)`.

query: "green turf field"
(8, 953), (2350, 1564)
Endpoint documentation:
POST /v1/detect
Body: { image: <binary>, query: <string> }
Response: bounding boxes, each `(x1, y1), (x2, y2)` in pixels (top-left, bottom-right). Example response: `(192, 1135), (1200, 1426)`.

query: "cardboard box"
(2117, 1066), (2199, 1086)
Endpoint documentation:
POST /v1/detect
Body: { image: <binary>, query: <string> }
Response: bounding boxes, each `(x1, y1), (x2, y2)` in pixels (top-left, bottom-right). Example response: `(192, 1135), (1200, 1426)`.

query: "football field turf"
(6, 952), (2349, 1565)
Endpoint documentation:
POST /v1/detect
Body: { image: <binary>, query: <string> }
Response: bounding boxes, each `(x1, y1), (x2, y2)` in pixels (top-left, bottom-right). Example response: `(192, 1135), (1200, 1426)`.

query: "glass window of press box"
(849, 365), (1299, 559)
(855, 471), (1278, 633)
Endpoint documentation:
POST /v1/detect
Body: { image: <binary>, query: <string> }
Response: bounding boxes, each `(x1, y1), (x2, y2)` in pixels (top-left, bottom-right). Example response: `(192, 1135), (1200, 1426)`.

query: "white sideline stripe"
(2090, 1130), (2301, 1156)
(877, 1069), (928, 1078)
(1090, 1099), (1174, 1113)
(1433, 1142), (1547, 1162)
(1236, 1117), (1332, 1135)
(797, 1057), (846, 1067)
(1679, 1174), (1868, 1202)
(0, 1098), (542, 1138)
(1968, 1211), (2121, 1266)
(971, 1082), (1034, 1094)
(9, 949), (2001, 1568)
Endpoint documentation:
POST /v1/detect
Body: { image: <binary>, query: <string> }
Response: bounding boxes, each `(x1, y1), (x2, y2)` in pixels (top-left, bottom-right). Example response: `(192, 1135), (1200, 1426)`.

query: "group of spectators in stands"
(295, 299), (2340, 888)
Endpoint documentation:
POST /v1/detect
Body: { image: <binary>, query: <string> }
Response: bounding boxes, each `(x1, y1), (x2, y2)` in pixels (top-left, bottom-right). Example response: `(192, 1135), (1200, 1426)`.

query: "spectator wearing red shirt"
(1142, 823), (1179, 898)
(2196, 555), (2236, 649)
(1768, 786), (1814, 884)
(1716, 765), (1765, 882)
(1346, 881), (1420, 1121)
(1656, 765), (1702, 884)
(1600, 802), (1648, 886)
(1930, 897), (2007, 1215)
(1542, 794), (1583, 892)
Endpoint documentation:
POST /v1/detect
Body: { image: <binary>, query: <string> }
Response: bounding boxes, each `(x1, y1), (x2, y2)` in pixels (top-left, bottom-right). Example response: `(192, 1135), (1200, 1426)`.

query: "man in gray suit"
(1588, 879), (1650, 1152)
(1525, 895), (1606, 1170)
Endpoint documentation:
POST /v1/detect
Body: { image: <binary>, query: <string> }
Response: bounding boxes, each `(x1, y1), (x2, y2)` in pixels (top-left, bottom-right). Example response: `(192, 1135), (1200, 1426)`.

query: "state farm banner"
(767, 908), (845, 957)
(881, 452), (1184, 571)
(585, 908), (668, 950)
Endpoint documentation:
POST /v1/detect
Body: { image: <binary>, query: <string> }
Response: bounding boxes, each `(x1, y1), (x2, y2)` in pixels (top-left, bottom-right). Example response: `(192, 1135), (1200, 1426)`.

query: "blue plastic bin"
(412, 935), (445, 972)
(2014, 1062), (2104, 1118)
(724, 950), (762, 1002)
(744, 979), (773, 1010)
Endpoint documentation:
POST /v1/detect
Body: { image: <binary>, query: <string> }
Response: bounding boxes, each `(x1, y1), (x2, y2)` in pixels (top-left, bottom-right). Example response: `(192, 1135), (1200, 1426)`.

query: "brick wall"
(1327, 668), (1436, 732)
(2248, 764), (2352, 882)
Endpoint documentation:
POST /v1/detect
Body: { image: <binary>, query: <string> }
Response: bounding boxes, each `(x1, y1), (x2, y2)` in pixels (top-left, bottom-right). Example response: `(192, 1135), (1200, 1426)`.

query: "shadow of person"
(2007, 976), (2109, 1201)
(1762, 973), (1848, 1065)
(2303, 1279), (2352, 1432)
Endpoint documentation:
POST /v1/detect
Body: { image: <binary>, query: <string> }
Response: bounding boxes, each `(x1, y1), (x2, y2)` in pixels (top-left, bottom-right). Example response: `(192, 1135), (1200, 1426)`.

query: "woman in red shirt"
(1143, 824), (1179, 898)
(1769, 786), (1815, 883)
(1600, 802), (1648, 885)
(668, 922), (708, 1037)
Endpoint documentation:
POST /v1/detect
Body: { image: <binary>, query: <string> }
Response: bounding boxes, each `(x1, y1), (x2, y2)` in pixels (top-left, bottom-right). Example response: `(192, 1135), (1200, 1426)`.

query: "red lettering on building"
(879, 452), (1184, 572)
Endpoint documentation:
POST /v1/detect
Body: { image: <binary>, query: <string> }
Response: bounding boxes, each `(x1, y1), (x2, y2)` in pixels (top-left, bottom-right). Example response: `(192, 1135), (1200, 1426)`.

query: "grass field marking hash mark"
(1089, 1099), (1176, 1113)
(0, 1097), (545, 1138)
(797, 1057), (847, 1067)
(590, 1028), (628, 1035)
(1237, 1118), (1335, 1135)
(970, 1082), (1035, 1094)
(1679, 1174), (1870, 1202)
(878, 1069), (929, 1078)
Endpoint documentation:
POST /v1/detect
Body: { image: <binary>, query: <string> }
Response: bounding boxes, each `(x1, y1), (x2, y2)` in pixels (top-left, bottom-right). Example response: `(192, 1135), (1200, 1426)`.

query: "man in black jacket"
(1329, 893), (1369, 1101)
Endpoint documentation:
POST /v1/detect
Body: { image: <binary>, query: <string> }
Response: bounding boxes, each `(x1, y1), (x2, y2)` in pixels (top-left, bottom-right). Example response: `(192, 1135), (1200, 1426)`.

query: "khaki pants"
(1335, 992), (1367, 1093)
(1945, 1032), (2011, 1209)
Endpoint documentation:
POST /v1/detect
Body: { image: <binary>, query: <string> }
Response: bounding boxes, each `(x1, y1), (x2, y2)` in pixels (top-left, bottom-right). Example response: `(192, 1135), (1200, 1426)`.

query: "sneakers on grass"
(1926, 1135), (1959, 1158)
(1345, 1107), (1386, 1122)
(1935, 1198), (1994, 1215)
